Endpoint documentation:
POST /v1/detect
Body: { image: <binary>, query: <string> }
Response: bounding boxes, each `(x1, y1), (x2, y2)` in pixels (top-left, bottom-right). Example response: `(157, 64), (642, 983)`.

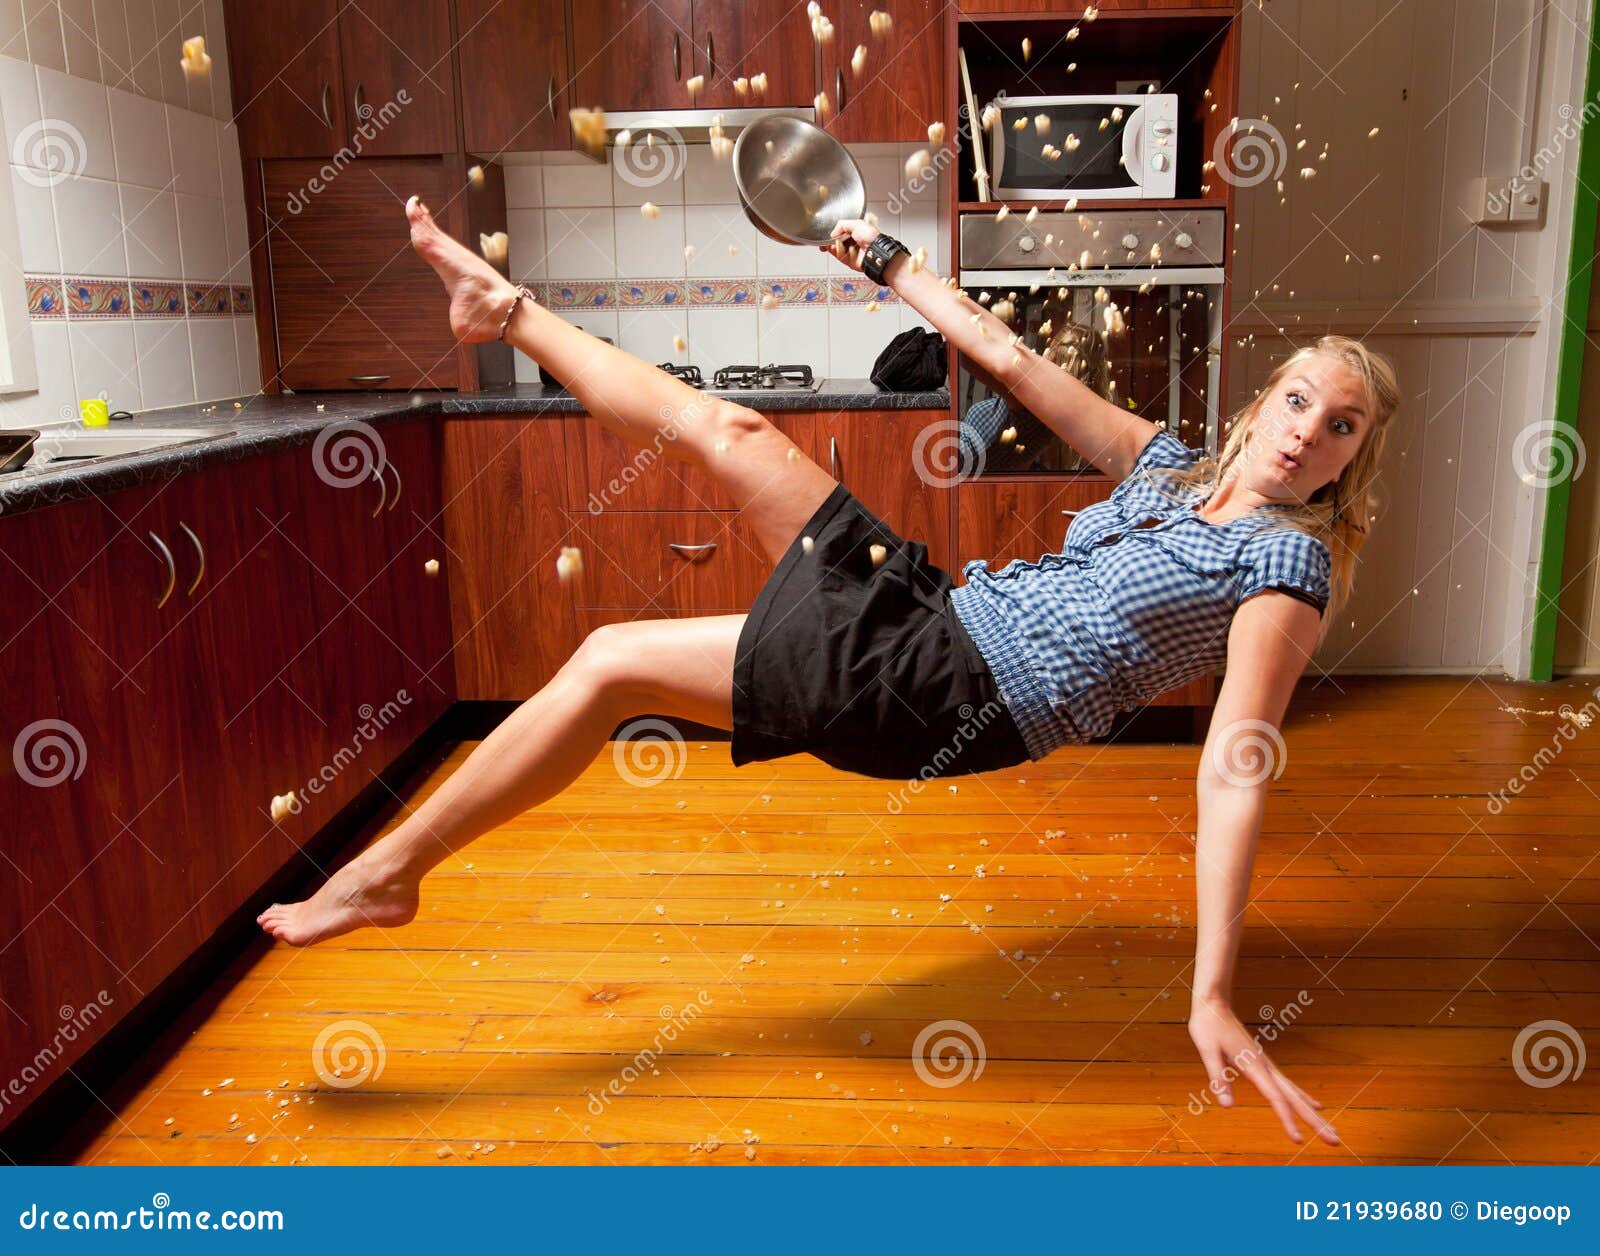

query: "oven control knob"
(1121, 233), (1140, 251)
(1174, 231), (1194, 250)
(1151, 152), (1172, 173)
(1017, 234), (1036, 253)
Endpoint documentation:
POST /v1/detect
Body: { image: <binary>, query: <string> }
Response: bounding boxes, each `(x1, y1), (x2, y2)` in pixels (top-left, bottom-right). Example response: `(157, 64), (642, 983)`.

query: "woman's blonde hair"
(1146, 335), (1400, 629)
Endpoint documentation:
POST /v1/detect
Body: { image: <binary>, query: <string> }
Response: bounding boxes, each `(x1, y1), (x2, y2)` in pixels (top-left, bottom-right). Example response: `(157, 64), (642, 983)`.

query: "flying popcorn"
(569, 106), (606, 158)
(478, 231), (508, 266)
(869, 543), (887, 566)
(1021, 36), (1032, 61)
(673, 334), (687, 352)
(802, 535), (815, 554)
(761, 292), (778, 309)
(180, 34), (210, 78)
(1034, 113), (1050, 135)
(851, 44), (867, 75)
(750, 72), (768, 96)
(556, 547), (583, 582)
(904, 148), (931, 180)
(910, 246), (926, 273)
(735, 77), (749, 97)
(869, 9), (892, 37)
(467, 164), (485, 187)
(927, 121), (946, 146)
(995, 204), (1009, 221)
(980, 103), (1000, 131)
(640, 201), (661, 219)
(686, 74), (703, 97)
(814, 90), (832, 119)
(865, 299), (878, 312)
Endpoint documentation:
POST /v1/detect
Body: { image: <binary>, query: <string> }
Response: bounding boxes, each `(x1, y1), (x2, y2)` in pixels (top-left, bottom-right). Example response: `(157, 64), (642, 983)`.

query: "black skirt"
(731, 482), (1032, 780)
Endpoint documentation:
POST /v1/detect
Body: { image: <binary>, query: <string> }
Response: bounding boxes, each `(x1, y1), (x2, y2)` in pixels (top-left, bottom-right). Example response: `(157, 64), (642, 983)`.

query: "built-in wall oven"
(957, 208), (1226, 474)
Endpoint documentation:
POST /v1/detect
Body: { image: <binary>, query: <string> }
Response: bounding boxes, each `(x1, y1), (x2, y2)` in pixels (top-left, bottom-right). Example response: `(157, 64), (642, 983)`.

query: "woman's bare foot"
(405, 194), (518, 344)
(256, 851), (420, 947)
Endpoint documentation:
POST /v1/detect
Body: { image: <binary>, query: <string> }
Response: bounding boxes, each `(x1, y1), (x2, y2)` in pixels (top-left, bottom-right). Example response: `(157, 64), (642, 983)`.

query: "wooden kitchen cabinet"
(336, 0), (457, 156)
(223, 0), (454, 157)
(457, 0), (571, 153)
(821, 408), (955, 574)
(223, 0), (346, 157)
(262, 156), (460, 391)
(958, 1), (1235, 9)
(823, 0), (945, 143)
(441, 416), (585, 700)
(690, 0), (817, 109)
(571, 0), (697, 112)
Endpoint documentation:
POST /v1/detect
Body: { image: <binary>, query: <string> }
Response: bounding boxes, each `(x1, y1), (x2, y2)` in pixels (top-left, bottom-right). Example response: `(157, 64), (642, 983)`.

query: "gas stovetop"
(656, 363), (822, 393)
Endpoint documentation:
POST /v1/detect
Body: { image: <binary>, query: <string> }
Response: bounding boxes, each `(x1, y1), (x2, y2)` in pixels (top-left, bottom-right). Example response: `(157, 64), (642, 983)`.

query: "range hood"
(602, 105), (813, 144)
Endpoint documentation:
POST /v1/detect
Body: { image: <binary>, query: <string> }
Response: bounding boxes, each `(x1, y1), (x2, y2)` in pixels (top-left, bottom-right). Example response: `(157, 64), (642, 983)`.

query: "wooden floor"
(69, 675), (1600, 1165)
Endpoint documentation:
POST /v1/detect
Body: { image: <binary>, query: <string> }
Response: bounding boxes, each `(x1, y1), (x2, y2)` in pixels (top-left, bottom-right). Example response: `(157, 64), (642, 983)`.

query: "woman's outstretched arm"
(826, 218), (1156, 481)
(1189, 591), (1341, 1147)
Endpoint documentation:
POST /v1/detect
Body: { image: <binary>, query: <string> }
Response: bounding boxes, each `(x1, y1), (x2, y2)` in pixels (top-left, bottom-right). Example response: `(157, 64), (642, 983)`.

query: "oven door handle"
(1122, 101), (1149, 191)
(957, 266), (1225, 288)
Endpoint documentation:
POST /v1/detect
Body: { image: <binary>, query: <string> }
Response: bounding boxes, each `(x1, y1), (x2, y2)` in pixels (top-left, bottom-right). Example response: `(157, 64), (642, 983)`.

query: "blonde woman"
(260, 203), (1396, 1150)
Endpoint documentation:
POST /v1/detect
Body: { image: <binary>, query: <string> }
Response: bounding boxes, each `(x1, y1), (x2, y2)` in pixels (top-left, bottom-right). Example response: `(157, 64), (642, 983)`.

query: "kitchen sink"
(24, 423), (238, 467)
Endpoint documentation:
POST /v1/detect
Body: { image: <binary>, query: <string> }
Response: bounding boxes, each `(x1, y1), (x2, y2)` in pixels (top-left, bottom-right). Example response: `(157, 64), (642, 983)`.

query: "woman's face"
(1242, 355), (1372, 506)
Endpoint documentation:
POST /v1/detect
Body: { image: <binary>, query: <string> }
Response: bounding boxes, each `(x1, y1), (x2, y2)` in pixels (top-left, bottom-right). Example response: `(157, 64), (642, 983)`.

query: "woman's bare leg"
(404, 195), (836, 562)
(258, 615), (744, 946)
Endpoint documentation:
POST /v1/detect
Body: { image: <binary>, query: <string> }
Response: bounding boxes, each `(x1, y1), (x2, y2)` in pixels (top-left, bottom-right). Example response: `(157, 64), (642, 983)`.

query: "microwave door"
(990, 101), (1134, 200)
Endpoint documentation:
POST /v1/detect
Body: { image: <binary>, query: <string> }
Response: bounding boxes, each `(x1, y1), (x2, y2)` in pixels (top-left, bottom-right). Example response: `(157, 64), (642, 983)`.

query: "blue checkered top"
(948, 428), (1333, 759)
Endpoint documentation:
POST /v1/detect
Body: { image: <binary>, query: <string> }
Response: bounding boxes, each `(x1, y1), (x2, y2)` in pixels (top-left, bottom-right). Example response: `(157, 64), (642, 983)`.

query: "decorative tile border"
(535, 275), (900, 310)
(27, 277), (64, 318)
(24, 275), (253, 320)
(65, 278), (131, 318)
(133, 281), (185, 317)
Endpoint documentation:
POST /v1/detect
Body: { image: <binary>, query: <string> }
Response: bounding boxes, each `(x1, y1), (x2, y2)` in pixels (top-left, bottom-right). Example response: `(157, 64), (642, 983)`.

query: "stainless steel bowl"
(731, 115), (866, 246)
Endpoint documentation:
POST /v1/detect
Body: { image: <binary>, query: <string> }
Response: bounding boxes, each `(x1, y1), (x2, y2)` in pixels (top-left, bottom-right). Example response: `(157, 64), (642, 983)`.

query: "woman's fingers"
(1238, 1055), (1303, 1143)
(1205, 1047), (1234, 1106)
(1274, 1066), (1340, 1144)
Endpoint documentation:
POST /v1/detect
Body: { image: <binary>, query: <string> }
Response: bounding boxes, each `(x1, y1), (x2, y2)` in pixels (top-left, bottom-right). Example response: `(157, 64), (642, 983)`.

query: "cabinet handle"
(353, 81), (366, 122)
(705, 31), (715, 80)
(149, 531), (176, 609)
(1061, 509), (1081, 516)
(177, 521), (206, 595)
(672, 32), (681, 81)
(384, 460), (402, 511)
(836, 66), (845, 114)
(547, 74), (556, 116)
(320, 81), (332, 129)
(668, 541), (718, 558)
(370, 465), (388, 519)
(348, 374), (390, 384)
(829, 435), (840, 480)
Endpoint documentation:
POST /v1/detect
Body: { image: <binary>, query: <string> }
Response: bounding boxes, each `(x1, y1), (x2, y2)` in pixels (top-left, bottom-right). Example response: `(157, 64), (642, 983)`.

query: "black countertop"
(0, 382), (949, 517)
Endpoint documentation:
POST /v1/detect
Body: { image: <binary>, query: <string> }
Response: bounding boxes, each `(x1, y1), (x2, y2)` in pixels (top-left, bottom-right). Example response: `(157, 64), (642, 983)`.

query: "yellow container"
(79, 397), (110, 427)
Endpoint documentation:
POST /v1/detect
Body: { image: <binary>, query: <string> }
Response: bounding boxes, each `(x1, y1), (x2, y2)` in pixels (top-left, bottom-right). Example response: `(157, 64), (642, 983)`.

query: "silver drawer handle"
(668, 541), (718, 558)
(829, 435), (839, 480)
(149, 531), (176, 608)
(348, 374), (390, 384)
(177, 521), (205, 594)
(384, 460), (402, 511)
(1061, 509), (1080, 516)
(370, 465), (388, 519)
(320, 81), (332, 129)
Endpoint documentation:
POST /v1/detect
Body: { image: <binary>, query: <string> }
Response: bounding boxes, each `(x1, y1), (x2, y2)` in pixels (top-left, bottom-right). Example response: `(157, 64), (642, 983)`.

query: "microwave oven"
(987, 94), (1178, 201)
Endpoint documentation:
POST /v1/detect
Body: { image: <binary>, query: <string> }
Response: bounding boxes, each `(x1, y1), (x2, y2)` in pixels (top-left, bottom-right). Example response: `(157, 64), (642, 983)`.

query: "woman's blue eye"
(1333, 417), (1353, 435)
(1287, 391), (1306, 407)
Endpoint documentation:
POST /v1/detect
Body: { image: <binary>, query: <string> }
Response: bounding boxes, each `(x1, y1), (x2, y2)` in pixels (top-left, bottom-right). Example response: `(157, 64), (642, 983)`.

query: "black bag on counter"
(870, 328), (947, 391)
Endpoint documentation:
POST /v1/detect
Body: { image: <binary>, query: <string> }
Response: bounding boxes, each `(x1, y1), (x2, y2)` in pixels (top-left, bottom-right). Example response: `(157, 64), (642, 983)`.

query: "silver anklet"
(496, 284), (535, 342)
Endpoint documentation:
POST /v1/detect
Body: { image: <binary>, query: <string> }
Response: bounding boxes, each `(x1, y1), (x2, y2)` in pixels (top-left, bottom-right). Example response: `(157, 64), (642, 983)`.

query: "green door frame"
(1530, 0), (1600, 679)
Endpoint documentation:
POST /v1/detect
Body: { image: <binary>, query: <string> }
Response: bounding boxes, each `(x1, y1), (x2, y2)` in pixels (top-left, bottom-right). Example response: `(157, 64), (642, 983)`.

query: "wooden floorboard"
(69, 675), (1600, 1165)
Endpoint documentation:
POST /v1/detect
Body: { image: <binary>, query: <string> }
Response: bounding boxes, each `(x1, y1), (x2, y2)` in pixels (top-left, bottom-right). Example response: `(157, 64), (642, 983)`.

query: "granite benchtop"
(0, 382), (949, 516)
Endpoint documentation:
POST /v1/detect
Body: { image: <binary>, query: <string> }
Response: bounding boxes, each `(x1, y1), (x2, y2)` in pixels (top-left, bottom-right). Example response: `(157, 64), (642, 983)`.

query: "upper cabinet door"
(571, 0), (696, 112)
(823, 0), (944, 143)
(457, 0), (571, 153)
(690, 0), (816, 109)
(224, 0), (346, 156)
(337, 0), (456, 154)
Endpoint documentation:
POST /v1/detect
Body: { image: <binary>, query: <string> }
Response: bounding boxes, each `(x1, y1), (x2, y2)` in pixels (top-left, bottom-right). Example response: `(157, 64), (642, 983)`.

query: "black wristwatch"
(861, 232), (910, 284)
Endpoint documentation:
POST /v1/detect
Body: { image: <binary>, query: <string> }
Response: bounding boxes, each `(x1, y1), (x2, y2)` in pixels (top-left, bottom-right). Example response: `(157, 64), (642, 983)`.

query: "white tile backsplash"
(497, 143), (946, 378)
(0, 29), (255, 428)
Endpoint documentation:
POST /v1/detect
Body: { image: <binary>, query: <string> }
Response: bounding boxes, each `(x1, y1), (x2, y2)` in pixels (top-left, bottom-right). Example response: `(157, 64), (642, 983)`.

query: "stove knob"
(1151, 152), (1171, 173)
(1153, 121), (1174, 138)
(1174, 231), (1194, 250)
(1017, 234), (1036, 253)
(1121, 233), (1140, 251)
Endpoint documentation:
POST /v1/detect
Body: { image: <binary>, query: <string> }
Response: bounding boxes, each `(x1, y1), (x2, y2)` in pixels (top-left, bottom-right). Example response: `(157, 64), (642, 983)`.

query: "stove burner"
(712, 364), (816, 390)
(656, 362), (704, 385)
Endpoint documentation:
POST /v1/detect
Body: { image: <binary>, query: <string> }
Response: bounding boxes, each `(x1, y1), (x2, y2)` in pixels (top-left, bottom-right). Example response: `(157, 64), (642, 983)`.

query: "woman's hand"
(1187, 997), (1340, 1147)
(821, 218), (880, 273)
